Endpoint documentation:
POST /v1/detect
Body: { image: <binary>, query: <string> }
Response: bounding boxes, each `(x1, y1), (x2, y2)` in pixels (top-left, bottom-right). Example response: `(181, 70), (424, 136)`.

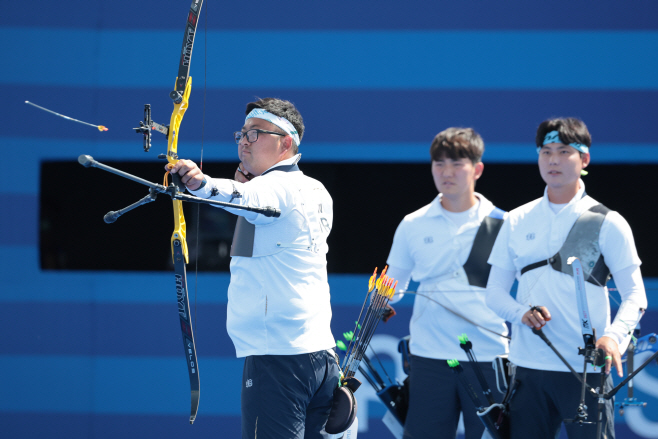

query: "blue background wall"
(2, 1), (658, 437)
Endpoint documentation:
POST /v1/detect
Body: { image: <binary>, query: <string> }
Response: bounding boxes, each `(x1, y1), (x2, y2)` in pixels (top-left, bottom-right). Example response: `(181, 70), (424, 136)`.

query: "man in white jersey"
(486, 117), (647, 439)
(386, 128), (509, 439)
(170, 98), (339, 439)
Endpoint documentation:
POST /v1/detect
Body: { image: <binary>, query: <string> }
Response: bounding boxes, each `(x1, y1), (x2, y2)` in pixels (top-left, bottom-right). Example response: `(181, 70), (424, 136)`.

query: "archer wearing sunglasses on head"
(485, 117), (647, 439)
(170, 98), (340, 439)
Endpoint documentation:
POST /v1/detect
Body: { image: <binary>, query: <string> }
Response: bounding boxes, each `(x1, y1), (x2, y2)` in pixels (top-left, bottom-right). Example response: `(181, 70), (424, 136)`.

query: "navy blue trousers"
(403, 355), (501, 439)
(509, 367), (615, 439)
(241, 350), (341, 439)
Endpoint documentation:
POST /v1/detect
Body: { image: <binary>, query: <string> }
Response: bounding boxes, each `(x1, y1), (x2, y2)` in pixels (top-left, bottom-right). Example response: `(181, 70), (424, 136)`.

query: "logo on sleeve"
(245, 379), (253, 388)
(424, 237), (433, 244)
(526, 233), (535, 240)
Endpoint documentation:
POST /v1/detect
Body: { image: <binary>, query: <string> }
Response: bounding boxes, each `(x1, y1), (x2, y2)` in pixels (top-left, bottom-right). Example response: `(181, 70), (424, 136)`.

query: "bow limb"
(166, 0), (204, 424)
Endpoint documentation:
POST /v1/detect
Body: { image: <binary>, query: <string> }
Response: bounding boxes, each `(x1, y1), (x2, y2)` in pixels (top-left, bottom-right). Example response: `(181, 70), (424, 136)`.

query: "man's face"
(238, 118), (289, 176)
(538, 143), (589, 190)
(431, 156), (483, 198)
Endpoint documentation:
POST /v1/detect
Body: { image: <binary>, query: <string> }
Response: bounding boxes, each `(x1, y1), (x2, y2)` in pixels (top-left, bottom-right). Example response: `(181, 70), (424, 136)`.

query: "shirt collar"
(541, 178), (587, 211)
(262, 153), (302, 174)
(426, 192), (493, 219)
(426, 194), (445, 217)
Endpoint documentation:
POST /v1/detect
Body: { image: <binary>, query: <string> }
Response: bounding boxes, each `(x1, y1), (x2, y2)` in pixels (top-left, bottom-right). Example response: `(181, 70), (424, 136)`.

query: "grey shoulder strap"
(521, 204), (612, 286)
(463, 209), (505, 288)
(230, 217), (255, 257)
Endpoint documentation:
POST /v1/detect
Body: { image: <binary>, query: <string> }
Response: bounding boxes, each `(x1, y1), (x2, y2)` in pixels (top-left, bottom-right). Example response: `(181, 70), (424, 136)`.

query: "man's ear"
(474, 161), (484, 180)
(581, 152), (591, 169)
(280, 135), (294, 156)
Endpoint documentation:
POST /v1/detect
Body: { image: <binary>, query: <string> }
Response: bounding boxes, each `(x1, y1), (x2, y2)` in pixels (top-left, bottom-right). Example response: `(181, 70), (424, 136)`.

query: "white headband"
(245, 108), (300, 147)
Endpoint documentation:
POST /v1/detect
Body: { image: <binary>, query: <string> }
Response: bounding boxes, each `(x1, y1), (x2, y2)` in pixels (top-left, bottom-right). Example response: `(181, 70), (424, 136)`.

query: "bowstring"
(403, 272), (655, 300)
(399, 290), (510, 340)
(389, 269), (563, 340)
(193, 1), (208, 338)
(511, 266), (623, 391)
(396, 268), (637, 348)
(585, 270), (646, 348)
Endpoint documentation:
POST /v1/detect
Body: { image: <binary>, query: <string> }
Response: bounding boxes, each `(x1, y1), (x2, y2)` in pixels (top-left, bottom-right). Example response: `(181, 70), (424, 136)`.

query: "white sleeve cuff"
(188, 177), (237, 200)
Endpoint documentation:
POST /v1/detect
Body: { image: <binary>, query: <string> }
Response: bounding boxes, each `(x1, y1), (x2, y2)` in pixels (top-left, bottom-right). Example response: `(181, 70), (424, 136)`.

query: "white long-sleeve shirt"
(190, 155), (336, 357)
(386, 193), (509, 362)
(486, 181), (647, 372)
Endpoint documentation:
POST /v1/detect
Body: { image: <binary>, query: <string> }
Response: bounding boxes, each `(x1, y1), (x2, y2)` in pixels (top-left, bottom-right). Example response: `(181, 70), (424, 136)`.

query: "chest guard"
(230, 164), (328, 258)
(521, 204), (611, 286)
(462, 207), (506, 288)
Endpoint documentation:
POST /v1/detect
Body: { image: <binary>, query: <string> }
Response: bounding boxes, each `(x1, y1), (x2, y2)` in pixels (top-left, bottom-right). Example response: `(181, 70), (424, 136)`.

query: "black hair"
(429, 127), (484, 164)
(535, 117), (591, 149)
(245, 98), (305, 154)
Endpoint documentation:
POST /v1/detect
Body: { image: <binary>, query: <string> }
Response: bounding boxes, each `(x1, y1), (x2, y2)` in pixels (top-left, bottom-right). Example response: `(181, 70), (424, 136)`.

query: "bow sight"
(134, 104), (169, 152)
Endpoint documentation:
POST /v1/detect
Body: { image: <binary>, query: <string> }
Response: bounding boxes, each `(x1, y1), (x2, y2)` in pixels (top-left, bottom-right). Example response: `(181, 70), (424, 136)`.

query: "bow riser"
(167, 73), (193, 265)
(167, 77), (192, 163)
(171, 198), (189, 264)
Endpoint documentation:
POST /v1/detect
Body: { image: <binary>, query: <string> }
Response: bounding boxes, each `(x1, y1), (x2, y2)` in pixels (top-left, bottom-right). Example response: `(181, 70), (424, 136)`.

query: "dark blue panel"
(10, 86), (658, 144)
(6, 29), (658, 89)
(2, 194), (37, 245)
(3, 303), (234, 357)
(3, 302), (412, 357)
(0, 408), (644, 439)
(3, 0), (658, 30)
(0, 413), (241, 439)
(4, 302), (412, 357)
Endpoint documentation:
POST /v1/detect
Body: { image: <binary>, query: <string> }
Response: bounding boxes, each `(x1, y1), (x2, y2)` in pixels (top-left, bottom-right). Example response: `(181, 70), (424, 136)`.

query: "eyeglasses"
(233, 129), (286, 144)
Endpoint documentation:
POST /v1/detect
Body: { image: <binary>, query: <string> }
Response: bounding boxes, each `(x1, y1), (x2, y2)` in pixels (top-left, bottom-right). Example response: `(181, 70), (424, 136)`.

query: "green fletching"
(343, 331), (354, 341)
(355, 321), (362, 330)
(447, 359), (460, 368)
(459, 333), (469, 344)
(336, 340), (347, 351)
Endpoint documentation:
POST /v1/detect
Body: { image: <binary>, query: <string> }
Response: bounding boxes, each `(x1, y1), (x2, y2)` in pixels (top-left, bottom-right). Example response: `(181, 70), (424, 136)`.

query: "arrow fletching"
(368, 267), (378, 292)
(340, 266), (398, 382)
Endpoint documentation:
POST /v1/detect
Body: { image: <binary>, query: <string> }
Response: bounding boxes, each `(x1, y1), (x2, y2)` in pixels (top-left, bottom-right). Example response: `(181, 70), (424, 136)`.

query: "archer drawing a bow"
(78, 0), (279, 424)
